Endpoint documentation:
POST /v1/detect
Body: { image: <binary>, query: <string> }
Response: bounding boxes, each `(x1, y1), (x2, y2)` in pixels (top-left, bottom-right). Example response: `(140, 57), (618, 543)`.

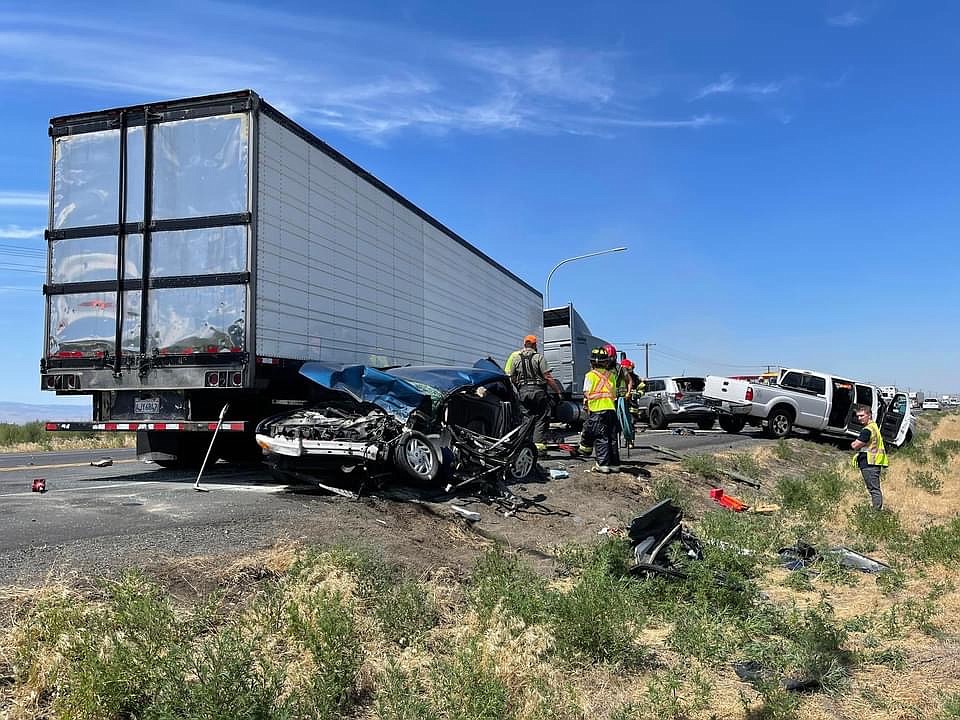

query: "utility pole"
(639, 343), (656, 377)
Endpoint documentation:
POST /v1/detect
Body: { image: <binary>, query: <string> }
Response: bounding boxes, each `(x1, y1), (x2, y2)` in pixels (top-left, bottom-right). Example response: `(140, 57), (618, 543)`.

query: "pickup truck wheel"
(648, 405), (668, 430)
(696, 417), (716, 430)
(719, 416), (746, 434)
(394, 431), (440, 483)
(765, 409), (793, 439)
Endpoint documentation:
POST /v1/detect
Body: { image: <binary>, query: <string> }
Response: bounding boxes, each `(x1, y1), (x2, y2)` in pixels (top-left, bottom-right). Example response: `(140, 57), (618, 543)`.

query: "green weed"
(896, 433), (929, 464)
(729, 452), (762, 478)
(681, 454), (721, 480)
(374, 664), (435, 720)
(911, 517), (960, 565)
(430, 638), (515, 720)
(848, 506), (903, 553)
(930, 439), (960, 463)
(651, 476), (694, 514)
(773, 438), (794, 461)
(940, 691), (960, 719)
(909, 470), (944, 494)
(470, 546), (549, 625)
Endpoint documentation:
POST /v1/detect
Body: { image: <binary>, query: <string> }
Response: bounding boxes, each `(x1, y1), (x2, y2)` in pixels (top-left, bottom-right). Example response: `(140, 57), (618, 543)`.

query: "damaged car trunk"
(255, 359), (537, 488)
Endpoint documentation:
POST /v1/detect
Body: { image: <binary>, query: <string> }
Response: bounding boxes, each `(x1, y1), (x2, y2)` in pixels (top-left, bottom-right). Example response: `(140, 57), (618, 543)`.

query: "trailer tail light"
(44, 375), (56, 389)
(745, 386), (754, 401)
(205, 371), (220, 387)
(66, 374), (80, 390)
(231, 372), (243, 387)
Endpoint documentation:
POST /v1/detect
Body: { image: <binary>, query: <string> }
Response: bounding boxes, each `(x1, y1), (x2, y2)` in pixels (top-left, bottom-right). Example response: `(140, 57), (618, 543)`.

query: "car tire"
(764, 408), (793, 439)
(509, 442), (538, 480)
(648, 405), (668, 430)
(718, 416), (747, 434)
(696, 417), (716, 430)
(394, 431), (441, 483)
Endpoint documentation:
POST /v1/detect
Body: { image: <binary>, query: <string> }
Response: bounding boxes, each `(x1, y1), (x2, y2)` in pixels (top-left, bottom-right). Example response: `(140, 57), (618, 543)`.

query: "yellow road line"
(0, 458), (139, 472)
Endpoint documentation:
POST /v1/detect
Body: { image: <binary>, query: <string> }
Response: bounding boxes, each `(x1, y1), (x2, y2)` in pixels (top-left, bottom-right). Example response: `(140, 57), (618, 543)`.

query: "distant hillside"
(0, 401), (91, 424)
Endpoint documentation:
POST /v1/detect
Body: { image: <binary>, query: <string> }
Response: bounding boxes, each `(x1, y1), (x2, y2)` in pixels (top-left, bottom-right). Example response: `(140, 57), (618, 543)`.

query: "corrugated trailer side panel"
(255, 111), (541, 368)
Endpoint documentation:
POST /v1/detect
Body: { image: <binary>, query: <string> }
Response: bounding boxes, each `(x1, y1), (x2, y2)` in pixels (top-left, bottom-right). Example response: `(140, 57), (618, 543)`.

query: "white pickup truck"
(703, 368), (913, 446)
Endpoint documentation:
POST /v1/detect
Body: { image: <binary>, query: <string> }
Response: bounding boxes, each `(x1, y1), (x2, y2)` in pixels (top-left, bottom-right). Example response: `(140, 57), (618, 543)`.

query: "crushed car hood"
(298, 359), (507, 421)
(299, 363), (428, 420)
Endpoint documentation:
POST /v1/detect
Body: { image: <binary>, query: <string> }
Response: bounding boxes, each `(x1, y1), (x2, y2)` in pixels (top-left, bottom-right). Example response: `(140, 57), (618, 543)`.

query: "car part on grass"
(627, 499), (704, 579)
(632, 444), (683, 460)
(733, 661), (820, 694)
(90, 457), (113, 468)
(777, 542), (889, 574)
(451, 505), (481, 522)
(827, 546), (890, 573)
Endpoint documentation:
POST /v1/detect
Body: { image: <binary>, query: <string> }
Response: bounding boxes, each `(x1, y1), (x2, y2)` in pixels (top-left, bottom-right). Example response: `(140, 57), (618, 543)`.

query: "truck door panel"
(880, 393), (911, 446)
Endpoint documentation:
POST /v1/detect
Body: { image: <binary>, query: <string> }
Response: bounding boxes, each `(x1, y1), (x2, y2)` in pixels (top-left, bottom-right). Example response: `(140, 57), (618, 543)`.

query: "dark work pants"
(519, 385), (551, 444)
(860, 464), (883, 510)
(580, 410), (621, 467)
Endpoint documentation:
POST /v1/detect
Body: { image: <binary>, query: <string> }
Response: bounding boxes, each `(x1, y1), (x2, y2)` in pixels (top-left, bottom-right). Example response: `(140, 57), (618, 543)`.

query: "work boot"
(607, 465), (621, 473)
(574, 445), (593, 458)
(592, 464), (612, 474)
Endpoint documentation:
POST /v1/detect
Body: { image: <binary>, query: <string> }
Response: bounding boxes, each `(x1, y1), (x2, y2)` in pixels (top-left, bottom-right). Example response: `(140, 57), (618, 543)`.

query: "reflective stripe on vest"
(851, 421), (889, 468)
(585, 369), (617, 412)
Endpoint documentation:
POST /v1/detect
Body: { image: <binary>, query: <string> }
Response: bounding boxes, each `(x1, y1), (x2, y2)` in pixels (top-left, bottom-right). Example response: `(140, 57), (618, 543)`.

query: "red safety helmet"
(604, 343), (617, 360)
(621, 358), (635, 370)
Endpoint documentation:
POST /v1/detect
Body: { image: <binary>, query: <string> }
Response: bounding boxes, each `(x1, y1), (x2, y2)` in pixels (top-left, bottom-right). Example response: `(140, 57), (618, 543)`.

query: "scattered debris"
(777, 542), (890, 574)
(451, 505), (481, 522)
(733, 660), (820, 694)
(747, 502), (781, 514)
(709, 487), (749, 512)
(31, 478), (46, 493)
(597, 526), (625, 537)
(548, 468), (569, 479)
(718, 467), (761, 488)
(90, 458), (113, 468)
(627, 499), (704, 579)
(827, 546), (890, 574)
(633, 444), (683, 460)
(672, 428), (696, 436)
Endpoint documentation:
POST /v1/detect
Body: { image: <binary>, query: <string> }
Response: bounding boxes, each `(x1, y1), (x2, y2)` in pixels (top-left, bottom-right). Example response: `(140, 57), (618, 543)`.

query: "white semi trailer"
(41, 90), (542, 466)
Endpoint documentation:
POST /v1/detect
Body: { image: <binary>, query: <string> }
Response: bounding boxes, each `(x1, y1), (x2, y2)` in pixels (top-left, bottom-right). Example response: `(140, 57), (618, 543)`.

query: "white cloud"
(0, 225), (44, 239)
(0, 7), (715, 142)
(827, 10), (865, 27)
(692, 73), (781, 101)
(0, 191), (47, 207)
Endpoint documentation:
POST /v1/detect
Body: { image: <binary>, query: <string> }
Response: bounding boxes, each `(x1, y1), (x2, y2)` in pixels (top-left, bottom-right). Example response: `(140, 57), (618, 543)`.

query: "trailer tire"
(648, 405), (668, 430)
(697, 417), (716, 430)
(765, 407), (794, 439)
(394, 431), (441, 483)
(719, 416), (747, 434)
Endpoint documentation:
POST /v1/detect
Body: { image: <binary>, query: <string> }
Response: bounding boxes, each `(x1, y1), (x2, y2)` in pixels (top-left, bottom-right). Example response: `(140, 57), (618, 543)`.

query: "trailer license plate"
(135, 399), (160, 414)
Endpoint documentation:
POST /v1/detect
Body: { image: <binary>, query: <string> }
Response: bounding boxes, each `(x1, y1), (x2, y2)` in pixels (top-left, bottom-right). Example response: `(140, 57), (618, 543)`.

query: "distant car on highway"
(921, 398), (942, 411)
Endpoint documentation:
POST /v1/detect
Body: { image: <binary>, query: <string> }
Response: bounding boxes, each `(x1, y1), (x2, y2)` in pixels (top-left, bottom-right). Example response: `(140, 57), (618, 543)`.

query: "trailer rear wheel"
(696, 417), (716, 430)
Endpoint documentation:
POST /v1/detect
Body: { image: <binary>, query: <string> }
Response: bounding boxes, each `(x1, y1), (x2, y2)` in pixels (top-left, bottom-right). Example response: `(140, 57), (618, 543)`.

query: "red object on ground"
(32, 478), (46, 493)
(709, 487), (748, 511)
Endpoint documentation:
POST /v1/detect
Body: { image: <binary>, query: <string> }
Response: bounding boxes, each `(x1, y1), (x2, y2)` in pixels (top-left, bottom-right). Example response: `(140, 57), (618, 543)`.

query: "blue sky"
(1, 0), (958, 407)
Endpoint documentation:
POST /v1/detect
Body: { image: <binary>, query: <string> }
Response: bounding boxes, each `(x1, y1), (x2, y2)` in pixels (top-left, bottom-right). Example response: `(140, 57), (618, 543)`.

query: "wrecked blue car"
(255, 360), (537, 485)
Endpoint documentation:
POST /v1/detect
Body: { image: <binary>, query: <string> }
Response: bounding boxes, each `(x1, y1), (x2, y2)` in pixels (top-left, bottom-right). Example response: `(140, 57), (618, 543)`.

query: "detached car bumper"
(255, 433), (385, 461)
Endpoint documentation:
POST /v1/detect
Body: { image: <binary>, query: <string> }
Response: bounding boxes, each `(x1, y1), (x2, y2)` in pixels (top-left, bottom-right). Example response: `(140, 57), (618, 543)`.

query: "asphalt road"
(0, 426), (759, 585)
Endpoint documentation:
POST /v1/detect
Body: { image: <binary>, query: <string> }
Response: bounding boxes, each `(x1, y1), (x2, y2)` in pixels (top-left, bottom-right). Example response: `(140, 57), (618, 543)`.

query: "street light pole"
(544, 247), (627, 308)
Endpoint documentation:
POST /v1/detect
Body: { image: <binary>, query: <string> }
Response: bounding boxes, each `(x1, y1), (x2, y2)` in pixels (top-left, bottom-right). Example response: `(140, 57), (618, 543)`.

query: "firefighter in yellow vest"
(850, 405), (888, 510)
(577, 345), (621, 473)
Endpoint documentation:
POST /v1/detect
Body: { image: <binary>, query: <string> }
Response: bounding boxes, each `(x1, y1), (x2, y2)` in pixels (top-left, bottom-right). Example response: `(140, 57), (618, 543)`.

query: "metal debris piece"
(451, 505), (481, 522)
(827, 546), (890, 574)
(90, 458), (113, 468)
(719, 468), (761, 488)
(548, 468), (570, 479)
(709, 488), (748, 511)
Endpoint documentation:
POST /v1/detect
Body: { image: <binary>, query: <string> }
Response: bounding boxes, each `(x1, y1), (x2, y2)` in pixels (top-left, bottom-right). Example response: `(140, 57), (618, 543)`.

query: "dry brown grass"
(0, 434), (136, 454)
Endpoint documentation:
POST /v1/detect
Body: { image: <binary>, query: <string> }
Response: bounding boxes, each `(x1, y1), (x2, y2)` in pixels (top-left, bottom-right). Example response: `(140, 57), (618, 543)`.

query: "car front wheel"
(510, 442), (538, 479)
(394, 431), (440, 483)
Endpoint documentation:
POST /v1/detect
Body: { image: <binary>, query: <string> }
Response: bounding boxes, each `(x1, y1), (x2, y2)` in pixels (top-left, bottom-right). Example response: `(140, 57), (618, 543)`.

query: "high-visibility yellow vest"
(851, 420), (888, 468)
(584, 368), (618, 412)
